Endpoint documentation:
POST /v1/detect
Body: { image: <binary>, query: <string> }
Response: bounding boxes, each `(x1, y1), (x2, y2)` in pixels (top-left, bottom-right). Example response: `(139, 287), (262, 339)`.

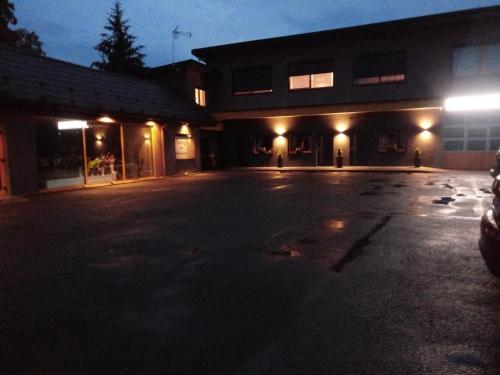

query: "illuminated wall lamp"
(57, 120), (88, 130)
(97, 116), (115, 123)
(444, 94), (500, 112)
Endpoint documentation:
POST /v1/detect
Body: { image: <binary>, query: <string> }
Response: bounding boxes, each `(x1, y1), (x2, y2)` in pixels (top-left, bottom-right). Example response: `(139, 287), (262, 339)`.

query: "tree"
(0, 0), (45, 55)
(92, 1), (145, 75)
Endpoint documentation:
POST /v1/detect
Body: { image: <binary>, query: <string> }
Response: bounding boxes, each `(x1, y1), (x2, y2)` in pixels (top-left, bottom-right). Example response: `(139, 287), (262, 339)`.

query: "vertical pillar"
(120, 124), (127, 180)
(82, 128), (88, 185)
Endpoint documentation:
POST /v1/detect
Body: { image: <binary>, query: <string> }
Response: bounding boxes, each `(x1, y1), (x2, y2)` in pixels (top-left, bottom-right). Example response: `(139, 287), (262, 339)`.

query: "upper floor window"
(353, 51), (406, 85)
(288, 59), (334, 90)
(453, 44), (500, 77)
(195, 88), (206, 106)
(232, 66), (272, 95)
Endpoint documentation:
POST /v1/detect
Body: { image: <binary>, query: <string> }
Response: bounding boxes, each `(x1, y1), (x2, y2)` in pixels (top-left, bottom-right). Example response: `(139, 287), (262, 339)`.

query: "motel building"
(1, 6), (500, 197)
(193, 6), (500, 170)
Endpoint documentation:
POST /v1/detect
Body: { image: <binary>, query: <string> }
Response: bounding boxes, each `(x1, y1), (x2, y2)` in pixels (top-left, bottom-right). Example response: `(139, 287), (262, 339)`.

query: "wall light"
(275, 135), (286, 146)
(145, 121), (157, 127)
(97, 116), (116, 123)
(95, 134), (103, 141)
(275, 126), (286, 136)
(57, 120), (88, 130)
(179, 124), (191, 135)
(419, 120), (432, 130)
(444, 93), (500, 112)
(335, 122), (348, 133)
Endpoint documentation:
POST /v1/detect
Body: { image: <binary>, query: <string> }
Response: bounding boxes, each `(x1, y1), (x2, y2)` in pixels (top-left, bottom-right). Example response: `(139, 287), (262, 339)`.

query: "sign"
(175, 135), (194, 160)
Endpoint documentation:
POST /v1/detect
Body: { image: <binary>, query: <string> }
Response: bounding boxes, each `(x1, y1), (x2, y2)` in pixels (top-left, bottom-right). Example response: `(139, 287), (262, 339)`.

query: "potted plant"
(277, 151), (283, 168)
(336, 147), (343, 168)
(414, 148), (422, 168)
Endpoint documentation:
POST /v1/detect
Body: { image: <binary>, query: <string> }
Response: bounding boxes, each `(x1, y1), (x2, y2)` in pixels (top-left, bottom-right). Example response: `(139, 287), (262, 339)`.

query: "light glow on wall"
(335, 122), (348, 133)
(275, 135), (286, 146)
(444, 94), (500, 112)
(145, 121), (157, 127)
(57, 120), (88, 130)
(179, 124), (191, 135)
(419, 119), (432, 130)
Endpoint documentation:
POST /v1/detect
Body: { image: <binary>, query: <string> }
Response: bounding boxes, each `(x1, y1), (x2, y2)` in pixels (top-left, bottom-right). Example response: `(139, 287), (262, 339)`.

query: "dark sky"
(15, 0), (500, 68)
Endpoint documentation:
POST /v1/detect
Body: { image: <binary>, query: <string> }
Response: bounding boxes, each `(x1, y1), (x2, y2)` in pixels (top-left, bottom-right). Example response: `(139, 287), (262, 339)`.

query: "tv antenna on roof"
(172, 25), (192, 70)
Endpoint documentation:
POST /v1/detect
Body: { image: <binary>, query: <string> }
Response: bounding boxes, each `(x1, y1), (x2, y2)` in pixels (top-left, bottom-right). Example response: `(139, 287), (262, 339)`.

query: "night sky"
(14, 0), (500, 68)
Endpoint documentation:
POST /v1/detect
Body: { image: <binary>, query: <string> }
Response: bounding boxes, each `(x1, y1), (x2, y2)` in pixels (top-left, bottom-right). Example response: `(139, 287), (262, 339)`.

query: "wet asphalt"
(1, 170), (500, 375)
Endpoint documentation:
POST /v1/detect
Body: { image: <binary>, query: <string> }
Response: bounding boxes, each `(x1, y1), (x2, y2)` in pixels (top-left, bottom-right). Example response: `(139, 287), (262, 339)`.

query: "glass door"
(0, 128), (7, 195)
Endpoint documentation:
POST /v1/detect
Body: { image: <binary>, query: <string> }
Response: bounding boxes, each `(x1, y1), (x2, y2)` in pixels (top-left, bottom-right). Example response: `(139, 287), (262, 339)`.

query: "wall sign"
(175, 135), (195, 160)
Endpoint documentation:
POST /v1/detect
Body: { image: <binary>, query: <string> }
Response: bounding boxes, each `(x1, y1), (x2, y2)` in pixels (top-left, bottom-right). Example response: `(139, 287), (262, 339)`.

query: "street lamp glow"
(57, 120), (89, 130)
(444, 94), (500, 112)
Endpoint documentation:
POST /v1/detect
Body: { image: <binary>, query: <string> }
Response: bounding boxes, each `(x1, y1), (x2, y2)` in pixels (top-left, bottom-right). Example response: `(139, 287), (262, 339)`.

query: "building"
(0, 46), (212, 196)
(192, 5), (500, 170)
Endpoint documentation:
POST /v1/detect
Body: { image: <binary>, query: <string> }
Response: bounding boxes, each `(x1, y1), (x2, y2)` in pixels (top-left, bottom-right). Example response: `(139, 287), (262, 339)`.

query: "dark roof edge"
(192, 5), (500, 58)
(0, 43), (160, 86)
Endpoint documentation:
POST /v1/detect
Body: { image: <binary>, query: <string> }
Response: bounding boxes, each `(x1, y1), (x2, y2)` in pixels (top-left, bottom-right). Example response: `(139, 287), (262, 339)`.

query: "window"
(175, 135), (195, 160)
(252, 135), (273, 154)
(453, 44), (500, 77)
(377, 130), (407, 152)
(195, 88), (206, 106)
(443, 114), (500, 152)
(232, 66), (272, 95)
(288, 134), (312, 154)
(288, 59), (334, 90)
(353, 51), (406, 85)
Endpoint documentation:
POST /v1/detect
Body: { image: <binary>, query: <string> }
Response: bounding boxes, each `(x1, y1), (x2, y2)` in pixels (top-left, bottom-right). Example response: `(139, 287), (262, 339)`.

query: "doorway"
(0, 128), (8, 195)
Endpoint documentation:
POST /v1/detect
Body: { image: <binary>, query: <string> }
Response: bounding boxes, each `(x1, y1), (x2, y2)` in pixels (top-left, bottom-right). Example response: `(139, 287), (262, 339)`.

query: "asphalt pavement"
(1, 170), (499, 375)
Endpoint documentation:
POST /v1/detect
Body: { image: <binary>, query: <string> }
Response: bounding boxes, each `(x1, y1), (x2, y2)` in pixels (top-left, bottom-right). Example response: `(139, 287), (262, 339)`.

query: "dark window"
(252, 135), (273, 154)
(377, 130), (407, 152)
(232, 66), (272, 95)
(467, 139), (486, 151)
(490, 139), (500, 151)
(353, 51), (406, 85)
(444, 140), (464, 151)
(444, 127), (464, 138)
(491, 126), (500, 137)
(467, 128), (487, 138)
(288, 134), (312, 154)
(453, 44), (500, 77)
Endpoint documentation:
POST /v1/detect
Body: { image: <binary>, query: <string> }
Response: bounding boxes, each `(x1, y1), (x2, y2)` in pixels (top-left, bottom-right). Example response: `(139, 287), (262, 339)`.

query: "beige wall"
(442, 152), (496, 170)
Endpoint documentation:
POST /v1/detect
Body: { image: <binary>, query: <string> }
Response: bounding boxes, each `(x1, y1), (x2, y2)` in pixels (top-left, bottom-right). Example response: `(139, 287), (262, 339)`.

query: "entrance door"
(0, 128), (8, 195)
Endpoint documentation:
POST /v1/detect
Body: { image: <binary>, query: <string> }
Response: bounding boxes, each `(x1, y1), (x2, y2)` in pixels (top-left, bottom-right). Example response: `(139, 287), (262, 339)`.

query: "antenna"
(172, 25), (192, 70)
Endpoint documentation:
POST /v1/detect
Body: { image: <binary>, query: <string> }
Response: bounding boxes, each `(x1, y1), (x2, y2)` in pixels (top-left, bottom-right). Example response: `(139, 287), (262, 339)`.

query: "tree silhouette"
(0, 0), (45, 55)
(92, 1), (145, 75)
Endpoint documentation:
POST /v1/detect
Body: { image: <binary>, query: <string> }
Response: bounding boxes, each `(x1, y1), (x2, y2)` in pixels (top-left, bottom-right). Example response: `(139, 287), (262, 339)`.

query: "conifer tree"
(92, 1), (145, 74)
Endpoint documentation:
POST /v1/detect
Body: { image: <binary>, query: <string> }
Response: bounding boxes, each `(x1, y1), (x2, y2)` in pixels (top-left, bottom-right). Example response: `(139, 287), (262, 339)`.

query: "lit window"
(289, 75), (310, 90)
(311, 72), (334, 88)
(289, 72), (334, 90)
(195, 88), (206, 106)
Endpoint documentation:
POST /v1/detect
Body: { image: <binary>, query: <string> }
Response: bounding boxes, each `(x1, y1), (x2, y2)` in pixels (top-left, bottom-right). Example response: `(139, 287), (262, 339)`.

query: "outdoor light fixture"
(97, 116), (116, 123)
(419, 120), (432, 130)
(444, 94), (500, 112)
(335, 122), (348, 133)
(57, 120), (89, 130)
(145, 121), (157, 127)
(275, 126), (286, 136)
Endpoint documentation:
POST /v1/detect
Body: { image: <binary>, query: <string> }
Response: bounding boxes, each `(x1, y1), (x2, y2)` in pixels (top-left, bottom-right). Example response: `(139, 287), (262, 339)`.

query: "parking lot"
(1, 170), (500, 374)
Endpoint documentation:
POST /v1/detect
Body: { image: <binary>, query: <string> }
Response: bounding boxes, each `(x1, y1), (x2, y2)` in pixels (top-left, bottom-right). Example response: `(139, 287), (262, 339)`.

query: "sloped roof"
(0, 45), (213, 125)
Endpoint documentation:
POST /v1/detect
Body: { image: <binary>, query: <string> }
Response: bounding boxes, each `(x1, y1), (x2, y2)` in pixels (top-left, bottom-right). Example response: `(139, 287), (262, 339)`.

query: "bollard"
(479, 148), (500, 278)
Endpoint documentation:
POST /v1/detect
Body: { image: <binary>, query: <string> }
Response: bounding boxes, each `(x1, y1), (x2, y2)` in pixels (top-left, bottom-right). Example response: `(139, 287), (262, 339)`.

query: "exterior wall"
(442, 152), (496, 170)
(0, 117), (9, 194)
(4, 115), (39, 195)
(201, 12), (500, 114)
(221, 109), (441, 168)
(164, 124), (201, 174)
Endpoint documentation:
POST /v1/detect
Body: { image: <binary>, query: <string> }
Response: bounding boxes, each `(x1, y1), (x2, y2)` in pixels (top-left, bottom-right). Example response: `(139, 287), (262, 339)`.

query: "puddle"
(425, 181), (435, 186)
(298, 237), (316, 245)
(325, 219), (347, 231)
(479, 188), (492, 194)
(360, 191), (398, 196)
(443, 183), (455, 189)
(332, 214), (392, 272)
(268, 244), (303, 258)
(432, 197), (456, 205)
(456, 193), (467, 197)
(392, 184), (406, 188)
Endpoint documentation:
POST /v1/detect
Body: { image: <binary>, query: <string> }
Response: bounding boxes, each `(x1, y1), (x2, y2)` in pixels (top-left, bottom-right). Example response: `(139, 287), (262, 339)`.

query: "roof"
(150, 59), (208, 73)
(0, 46), (213, 125)
(193, 5), (500, 58)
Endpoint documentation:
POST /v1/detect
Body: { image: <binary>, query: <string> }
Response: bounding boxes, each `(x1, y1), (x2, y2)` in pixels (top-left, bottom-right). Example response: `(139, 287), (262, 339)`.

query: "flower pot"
(277, 154), (283, 168)
(414, 157), (421, 168)
(336, 156), (343, 168)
